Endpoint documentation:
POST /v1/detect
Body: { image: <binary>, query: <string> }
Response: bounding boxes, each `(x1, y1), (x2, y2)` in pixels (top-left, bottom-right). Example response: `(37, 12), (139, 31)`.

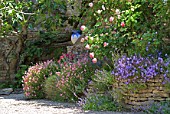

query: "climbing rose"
(85, 36), (88, 40)
(81, 38), (85, 43)
(89, 2), (93, 7)
(80, 25), (86, 31)
(92, 58), (97, 63)
(85, 44), (90, 50)
(121, 22), (125, 27)
(109, 16), (114, 22)
(89, 52), (94, 58)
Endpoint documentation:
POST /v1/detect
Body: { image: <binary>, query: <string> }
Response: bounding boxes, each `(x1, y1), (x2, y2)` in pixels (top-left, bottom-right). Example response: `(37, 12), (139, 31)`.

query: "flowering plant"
(111, 54), (170, 84)
(80, 0), (169, 62)
(22, 60), (56, 99)
(45, 52), (95, 102)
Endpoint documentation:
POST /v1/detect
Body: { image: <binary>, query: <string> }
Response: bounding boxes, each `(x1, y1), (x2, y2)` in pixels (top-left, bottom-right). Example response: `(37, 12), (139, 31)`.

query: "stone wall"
(0, 31), (70, 83)
(112, 76), (170, 108)
(0, 32), (38, 83)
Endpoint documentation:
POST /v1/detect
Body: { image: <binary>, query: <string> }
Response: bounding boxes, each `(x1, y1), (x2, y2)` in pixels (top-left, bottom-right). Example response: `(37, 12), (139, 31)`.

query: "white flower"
(115, 9), (120, 15)
(102, 5), (105, 10)
(97, 10), (102, 14)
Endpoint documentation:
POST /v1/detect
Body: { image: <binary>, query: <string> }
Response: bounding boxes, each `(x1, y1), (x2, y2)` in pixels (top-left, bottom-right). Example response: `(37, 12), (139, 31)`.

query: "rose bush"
(80, 0), (169, 61)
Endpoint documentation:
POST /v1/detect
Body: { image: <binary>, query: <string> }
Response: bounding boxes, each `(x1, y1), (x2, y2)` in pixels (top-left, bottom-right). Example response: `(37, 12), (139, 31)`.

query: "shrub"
(81, 94), (122, 111)
(81, 0), (169, 61)
(44, 75), (66, 102)
(78, 69), (123, 111)
(44, 53), (95, 102)
(22, 60), (56, 99)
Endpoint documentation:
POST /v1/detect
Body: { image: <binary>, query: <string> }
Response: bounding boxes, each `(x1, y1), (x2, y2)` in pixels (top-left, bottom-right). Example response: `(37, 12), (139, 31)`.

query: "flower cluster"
(111, 54), (170, 84)
(22, 60), (54, 98)
(54, 53), (90, 101)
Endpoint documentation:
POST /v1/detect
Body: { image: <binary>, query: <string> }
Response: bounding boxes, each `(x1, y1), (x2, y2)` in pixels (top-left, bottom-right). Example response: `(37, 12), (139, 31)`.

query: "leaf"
(95, 22), (102, 27)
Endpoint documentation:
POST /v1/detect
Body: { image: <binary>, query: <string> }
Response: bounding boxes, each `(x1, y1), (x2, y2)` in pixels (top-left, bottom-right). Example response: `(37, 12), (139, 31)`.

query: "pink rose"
(85, 44), (90, 50)
(89, 2), (93, 7)
(80, 25), (86, 31)
(81, 38), (85, 43)
(109, 16), (114, 22)
(85, 36), (88, 40)
(121, 22), (125, 27)
(92, 58), (97, 63)
(89, 52), (94, 58)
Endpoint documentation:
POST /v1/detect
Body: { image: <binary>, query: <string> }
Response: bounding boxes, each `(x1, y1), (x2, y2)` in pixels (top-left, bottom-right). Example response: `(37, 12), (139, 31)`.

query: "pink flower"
(85, 44), (90, 50)
(103, 42), (108, 47)
(109, 16), (114, 22)
(121, 22), (125, 27)
(89, 2), (93, 7)
(85, 36), (88, 40)
(89, 52), (94, 58)
(80, 25), (86, 31)
(60, 55), (64, 60)
(81, 38), (85, 43)
(92, 58), (97, 63)
(56, 72), (61, 76)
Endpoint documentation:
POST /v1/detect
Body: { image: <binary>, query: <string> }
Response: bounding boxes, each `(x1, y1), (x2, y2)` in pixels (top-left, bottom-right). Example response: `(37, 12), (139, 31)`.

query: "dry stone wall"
(112, 76), (170, 108)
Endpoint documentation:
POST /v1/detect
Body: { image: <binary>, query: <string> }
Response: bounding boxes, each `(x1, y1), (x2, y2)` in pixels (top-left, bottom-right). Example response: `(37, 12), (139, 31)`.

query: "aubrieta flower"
(111, 54), (170, 84)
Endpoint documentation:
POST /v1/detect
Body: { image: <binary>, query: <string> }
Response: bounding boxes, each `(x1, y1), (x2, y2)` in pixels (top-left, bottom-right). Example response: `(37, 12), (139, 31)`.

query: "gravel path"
(0, 92), (143, 114)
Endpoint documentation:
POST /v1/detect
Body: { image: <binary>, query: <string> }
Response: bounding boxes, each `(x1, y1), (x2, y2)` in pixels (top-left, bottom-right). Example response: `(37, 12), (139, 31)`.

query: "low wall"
(112, 76), (170, 108)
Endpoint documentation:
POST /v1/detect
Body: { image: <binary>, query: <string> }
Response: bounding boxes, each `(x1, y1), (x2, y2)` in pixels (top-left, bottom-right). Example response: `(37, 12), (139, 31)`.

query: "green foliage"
(0, 0), (66, 35)
(142, 101), (170, 114)
(81, 0), (170, 61)
(44, 75), (65, 101)
(82, 94), (123, 111)
(0, 83), (13, 89)
(21, 32), (66, 64)
(15, 65), (29, 88)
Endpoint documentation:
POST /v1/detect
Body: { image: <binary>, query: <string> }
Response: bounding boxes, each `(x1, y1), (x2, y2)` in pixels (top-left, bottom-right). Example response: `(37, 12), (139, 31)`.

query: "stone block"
(0, 88), (13, 95)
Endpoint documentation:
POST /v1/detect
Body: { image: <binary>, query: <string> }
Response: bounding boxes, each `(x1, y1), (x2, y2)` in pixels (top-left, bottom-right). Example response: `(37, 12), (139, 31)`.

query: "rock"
(0, 88), (13, 95)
